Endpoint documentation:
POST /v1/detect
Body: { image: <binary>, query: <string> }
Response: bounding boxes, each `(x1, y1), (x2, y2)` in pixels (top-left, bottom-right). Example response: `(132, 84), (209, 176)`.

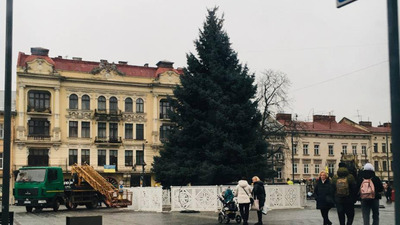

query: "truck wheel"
(53, 200), (60, 212)
(66, 200), (77, 210)
(86, 198), (98, 209)
(26, 206), (33, 213)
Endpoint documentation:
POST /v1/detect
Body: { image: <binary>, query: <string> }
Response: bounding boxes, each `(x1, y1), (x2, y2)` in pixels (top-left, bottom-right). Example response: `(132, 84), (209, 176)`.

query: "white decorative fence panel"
(127, 187), (163, 212)
(170, 186), (219, 211)
(264, 185), (302, 209)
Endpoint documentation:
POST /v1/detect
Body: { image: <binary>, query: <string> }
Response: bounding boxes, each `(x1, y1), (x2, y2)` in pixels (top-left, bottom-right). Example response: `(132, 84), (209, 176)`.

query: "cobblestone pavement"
(9, 200), (395, 225)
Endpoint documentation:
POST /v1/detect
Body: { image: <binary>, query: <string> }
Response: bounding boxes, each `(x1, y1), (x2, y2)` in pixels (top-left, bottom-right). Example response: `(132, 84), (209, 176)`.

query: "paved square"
(8, 200), (395, 225)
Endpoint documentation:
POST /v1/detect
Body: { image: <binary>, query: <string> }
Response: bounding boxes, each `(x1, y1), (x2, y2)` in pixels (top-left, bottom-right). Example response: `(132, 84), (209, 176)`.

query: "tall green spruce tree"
(153, 8), (268, 187)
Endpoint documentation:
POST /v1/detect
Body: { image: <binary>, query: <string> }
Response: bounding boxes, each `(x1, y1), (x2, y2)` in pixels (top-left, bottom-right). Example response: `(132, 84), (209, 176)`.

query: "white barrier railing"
(127, 187), (163, 212)
(264, 185), (303, 209)
(170, 186), (219, 211)
(127, 184), (306, 212)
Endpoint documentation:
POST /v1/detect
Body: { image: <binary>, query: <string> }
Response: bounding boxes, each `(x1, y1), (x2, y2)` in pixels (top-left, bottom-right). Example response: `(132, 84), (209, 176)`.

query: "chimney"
(383, 122), (392, 128)
(313, 115), (336, 123)
(118, 61), (128, 65)
(31, 47), (49, 56)
(144, 63), (149, 67)
(72, 57), (82, 61)
(156, 60), (174, 68)
(276, 113), (292, 122)
(57, 56), (63, 59)
(100, 59), (108, 64)
(359, 121), (372, 127)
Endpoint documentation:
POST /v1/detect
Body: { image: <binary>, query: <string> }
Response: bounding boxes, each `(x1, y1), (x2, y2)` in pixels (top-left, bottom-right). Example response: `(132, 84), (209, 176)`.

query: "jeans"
(361, 199), (379, 225)
(336, 202), (355, 225)
(239, 203), (250, 223)
(320, 208), (332, 225)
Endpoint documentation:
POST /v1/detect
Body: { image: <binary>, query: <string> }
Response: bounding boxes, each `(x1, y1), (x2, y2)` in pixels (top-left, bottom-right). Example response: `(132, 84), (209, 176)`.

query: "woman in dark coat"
(252, 176), (266, 225)
(314, 171), (334, 225)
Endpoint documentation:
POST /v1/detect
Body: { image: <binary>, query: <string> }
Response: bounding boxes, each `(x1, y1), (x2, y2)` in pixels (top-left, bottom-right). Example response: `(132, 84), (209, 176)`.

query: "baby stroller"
(217, 194), (241, 224)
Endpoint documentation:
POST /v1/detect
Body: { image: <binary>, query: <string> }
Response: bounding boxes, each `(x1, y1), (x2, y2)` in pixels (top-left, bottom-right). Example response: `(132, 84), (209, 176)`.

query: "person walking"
(385, 183), (392, 202)
(357, 163), (384, 225)
(252, 176), (266, 225)
(314, 171), (334, 225)
(332, 163), (357, 225)
(235, 177), (252, 225)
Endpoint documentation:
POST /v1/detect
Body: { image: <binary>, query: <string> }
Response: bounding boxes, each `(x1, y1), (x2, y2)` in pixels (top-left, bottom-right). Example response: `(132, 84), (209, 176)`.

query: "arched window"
(82, 95), (90, 110)
(69, 94), (78, 109)
(160, 99), (171, 119)
(98, 96), (106, 111)
(136, 98), (144, 113)
(110, 97), (118, 112)
(125, 98), (133, 112)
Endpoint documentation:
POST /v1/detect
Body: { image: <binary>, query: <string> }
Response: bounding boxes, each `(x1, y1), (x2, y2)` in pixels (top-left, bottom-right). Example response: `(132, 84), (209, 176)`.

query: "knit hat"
(364, 163), (374, 171)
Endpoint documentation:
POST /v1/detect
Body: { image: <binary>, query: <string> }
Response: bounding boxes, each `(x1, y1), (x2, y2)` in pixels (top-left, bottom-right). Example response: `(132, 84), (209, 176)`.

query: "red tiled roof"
(278, 120), (369, 135)
(364, 126), (391, 134)
(17, 52), (183, 78)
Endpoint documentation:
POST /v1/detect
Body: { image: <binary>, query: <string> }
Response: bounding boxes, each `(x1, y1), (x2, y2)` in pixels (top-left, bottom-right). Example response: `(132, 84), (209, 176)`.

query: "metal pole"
(386, 133), (390, 182)
(387, 0), (400, 223)
(2, 0), (13, 223)
(291, 132), (294, 182)
(141, 142), (145, 187)
(271, 152), (275, 184)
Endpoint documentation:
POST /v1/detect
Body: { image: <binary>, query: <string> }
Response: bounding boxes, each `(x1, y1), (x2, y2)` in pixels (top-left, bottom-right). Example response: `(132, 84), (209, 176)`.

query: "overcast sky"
(0, 0), (391, 125)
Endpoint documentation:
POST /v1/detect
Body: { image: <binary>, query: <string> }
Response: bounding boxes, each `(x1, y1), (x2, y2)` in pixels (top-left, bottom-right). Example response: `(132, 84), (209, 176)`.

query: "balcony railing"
(94, 109), (122, 121)
(95, 136), (122, 144)
(27, 105), (51, 114)
(27, 135), (51, 140)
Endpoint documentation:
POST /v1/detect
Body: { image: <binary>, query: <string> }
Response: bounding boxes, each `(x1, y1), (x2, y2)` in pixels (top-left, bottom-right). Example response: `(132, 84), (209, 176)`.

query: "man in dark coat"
(332, 163), (357, 225)
(357, 163), (383, 225)
(252, 176), (266, 225)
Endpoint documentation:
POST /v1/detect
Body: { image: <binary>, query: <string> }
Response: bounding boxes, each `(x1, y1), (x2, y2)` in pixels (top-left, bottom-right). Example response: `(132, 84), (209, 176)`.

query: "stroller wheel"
(218, 213), (224, 224)
(235, 215), (242, 224)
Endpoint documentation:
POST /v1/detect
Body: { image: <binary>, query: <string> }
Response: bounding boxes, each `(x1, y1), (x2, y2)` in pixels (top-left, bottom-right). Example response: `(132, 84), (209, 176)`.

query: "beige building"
(14, 47), (182, 186)
(341, 119), (392, 181)
(274, 114), (386, 183)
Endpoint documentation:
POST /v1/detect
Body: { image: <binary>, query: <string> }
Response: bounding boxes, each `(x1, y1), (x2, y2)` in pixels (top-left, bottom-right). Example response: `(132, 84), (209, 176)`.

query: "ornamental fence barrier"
(125, 184), (306, 212)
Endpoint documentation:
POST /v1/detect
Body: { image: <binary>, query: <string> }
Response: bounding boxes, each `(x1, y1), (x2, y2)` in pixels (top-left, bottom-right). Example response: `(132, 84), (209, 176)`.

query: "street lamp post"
(291, 132), (295, 182)
(386, 133), (390, 182)
(140, 142), (147, 187)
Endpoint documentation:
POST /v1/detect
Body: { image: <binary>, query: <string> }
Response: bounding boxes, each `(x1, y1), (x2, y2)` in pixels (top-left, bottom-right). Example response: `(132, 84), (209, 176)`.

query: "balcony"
(27, 105), (51, 115)
(94, 136), (122, 145)
(94, 109), (122, 121)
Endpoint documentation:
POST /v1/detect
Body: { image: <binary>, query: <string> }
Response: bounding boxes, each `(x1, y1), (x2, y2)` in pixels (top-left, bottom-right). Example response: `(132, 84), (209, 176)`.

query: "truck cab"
(14, 167), (64, 212)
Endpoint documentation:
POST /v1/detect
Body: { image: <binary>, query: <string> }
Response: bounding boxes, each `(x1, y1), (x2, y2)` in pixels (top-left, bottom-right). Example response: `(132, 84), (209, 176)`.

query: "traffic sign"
(337, 0), (357, 8)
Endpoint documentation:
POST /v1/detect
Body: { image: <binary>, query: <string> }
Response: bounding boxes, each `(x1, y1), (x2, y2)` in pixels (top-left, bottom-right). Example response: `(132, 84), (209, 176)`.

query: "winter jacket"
(314, 178), (334, 209)
(357, 170), (384, 200)
(252, 181), (266, 207)
(235, 180), (252, 204)
(332, 167), (357, 204)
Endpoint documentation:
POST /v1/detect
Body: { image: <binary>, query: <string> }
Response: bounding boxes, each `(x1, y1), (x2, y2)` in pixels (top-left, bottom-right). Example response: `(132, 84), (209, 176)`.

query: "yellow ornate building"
(14, 47), (182, 187)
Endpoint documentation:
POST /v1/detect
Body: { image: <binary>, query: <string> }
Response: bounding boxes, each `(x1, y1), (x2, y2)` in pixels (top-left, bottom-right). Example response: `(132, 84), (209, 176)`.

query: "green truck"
(14, 166), (104, 212)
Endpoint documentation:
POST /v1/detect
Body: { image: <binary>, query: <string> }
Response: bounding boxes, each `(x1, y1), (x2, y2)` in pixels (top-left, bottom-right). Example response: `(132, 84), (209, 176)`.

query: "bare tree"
(257, 69), (291, 134)
(254, 70), (290, 181)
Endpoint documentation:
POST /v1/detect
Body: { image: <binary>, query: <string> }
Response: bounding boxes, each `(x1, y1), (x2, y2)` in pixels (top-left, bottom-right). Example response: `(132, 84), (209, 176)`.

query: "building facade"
(14, 47), (182, 187)
(274, 113), (392, 183)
